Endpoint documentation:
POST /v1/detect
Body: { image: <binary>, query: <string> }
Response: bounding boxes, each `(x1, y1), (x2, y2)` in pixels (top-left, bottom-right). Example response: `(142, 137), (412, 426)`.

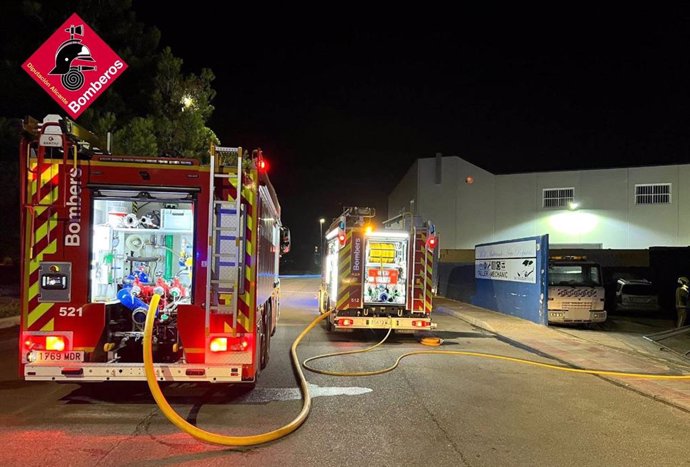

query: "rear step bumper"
(333, 316), (436, 331)
(24, 362), (245, 382)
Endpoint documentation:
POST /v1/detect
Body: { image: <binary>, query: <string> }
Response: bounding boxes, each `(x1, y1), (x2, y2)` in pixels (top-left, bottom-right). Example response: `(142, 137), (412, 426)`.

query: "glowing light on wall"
(548, 211), (599, 235)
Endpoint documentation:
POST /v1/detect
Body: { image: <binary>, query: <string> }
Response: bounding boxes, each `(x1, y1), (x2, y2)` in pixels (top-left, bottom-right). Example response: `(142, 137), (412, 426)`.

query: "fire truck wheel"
(269, 301), (277, 337)
(325, 312), (334, 332)
(260, 308), (269, 370)
(265, 304), (272, 359)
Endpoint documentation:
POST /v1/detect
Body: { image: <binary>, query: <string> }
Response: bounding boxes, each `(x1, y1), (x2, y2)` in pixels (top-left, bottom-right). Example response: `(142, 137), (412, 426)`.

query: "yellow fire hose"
(304, 323), (690, 380)
(144, 296), (690, 447)
(143, 294), (329, 446)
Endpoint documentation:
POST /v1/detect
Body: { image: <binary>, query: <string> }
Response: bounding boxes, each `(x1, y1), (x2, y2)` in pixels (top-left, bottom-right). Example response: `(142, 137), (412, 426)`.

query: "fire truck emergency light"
(338, 232), (347, 245)
(426, 235), (437, 250)
(258, 158), (268, 173)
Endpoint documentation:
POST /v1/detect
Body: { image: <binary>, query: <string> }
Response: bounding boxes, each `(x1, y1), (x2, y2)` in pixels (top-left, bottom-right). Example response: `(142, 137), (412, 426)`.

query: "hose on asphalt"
(143, 294), (330, 447)
(303, 320), (690, 380)
(144, 298), (690, 447)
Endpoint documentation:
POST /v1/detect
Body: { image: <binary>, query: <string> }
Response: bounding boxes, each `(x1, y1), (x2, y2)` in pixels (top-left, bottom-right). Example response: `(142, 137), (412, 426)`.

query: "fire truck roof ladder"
(206, 145), (245, 334)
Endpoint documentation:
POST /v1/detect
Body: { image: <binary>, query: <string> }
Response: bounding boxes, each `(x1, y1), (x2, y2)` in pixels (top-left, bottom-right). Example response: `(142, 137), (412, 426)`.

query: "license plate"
(631, 297), (651, 303)
(369, 318), (391, 327)
(32, 351), (84, 363)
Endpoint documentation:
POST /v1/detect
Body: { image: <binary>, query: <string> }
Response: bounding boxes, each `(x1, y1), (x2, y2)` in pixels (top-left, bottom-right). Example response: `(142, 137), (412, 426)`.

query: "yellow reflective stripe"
(28, 302), (53, 328)
(40, 164), (56, 184)
(337, 293), (349, 308)
(237, 312), (251, 332)
(29, 239), (58, 275)
(39, 186), (59, 206)
(33, 212), (58, 245)
(40, 318), (54, 332)
(28, 282), (39, 301)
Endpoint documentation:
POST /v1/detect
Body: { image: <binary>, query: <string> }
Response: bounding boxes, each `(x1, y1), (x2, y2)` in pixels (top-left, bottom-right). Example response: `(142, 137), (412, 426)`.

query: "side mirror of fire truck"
(280, 227), (291, 255)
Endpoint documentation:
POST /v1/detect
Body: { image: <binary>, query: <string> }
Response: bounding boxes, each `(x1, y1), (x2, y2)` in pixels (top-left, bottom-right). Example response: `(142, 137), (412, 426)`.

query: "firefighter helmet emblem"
(48, 24), (96, 91)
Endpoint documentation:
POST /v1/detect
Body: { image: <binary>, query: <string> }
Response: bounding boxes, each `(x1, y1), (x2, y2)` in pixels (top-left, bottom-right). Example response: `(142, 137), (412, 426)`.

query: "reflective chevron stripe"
(25, 161), (60, 331)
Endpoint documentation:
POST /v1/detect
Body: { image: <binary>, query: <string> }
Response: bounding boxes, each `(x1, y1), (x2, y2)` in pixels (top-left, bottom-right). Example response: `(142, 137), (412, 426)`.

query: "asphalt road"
(1, 277), (689, 466)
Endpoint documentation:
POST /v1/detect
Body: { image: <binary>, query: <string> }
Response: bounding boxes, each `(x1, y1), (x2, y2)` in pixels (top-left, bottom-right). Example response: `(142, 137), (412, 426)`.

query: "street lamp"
(316, 218), (326, 272)
(319, 218), (325, 252)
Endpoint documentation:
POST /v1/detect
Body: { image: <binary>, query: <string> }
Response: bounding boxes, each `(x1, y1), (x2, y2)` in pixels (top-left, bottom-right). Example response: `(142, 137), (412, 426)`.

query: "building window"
(635, 183), (671, 205)
(543, 187), (574, 208)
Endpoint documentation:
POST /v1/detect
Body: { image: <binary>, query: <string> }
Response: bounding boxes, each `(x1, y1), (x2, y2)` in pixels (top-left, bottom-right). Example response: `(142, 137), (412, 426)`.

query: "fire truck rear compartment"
(90, 190), (195, 364)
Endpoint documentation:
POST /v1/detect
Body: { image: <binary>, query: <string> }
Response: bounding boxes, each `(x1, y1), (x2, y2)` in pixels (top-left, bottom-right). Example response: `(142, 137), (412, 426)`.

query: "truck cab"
(547, 257), (607, 324)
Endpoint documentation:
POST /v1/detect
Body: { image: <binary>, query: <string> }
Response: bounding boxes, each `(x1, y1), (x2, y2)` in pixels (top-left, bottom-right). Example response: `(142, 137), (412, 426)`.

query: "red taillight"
(209, 336), (251, 352)
(338, 318), (353, 326)
(412, 320), (431, 328)
(24, 338), (33, 349)
(210, 337), (228, 352)
(338, 232), (346, 244)
(258, 158), (268, 172)
(46, 336), (65, 352)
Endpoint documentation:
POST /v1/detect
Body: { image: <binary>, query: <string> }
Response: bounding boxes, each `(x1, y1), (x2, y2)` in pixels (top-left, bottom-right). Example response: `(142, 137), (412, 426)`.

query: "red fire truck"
(19, 115), (289, 384)
(319, 207), (437, 332)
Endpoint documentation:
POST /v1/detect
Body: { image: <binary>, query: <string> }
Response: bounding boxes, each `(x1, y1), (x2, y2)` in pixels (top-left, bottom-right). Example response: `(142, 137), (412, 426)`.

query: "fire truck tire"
(325, 312), (334, 332)
(260, 308), (269, 370)
(269, 300), (277, 337)
(266, 304), (273, 355)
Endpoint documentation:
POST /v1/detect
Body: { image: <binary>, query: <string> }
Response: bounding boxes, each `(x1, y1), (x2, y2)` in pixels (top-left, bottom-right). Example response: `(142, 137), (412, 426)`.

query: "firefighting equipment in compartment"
(117, 287), (149, 324)
(125, 234), (144, 251)
(139, 214), (158, 228)
(123, 213), (139, 228)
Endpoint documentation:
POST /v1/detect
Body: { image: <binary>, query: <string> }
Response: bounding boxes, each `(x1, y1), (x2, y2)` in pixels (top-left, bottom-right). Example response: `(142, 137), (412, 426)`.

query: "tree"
(113, 117), (157, 155)
(111, 47), (218, 158)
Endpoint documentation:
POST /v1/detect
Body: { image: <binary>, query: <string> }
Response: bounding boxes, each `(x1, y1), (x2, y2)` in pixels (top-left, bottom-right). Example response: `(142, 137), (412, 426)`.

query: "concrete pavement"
(0, 315), (18, 329)
(436, 297), (690, 413)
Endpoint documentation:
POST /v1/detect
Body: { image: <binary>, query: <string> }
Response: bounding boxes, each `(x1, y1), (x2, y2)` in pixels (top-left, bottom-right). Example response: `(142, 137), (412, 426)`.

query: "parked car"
(615, 279), (659, 312)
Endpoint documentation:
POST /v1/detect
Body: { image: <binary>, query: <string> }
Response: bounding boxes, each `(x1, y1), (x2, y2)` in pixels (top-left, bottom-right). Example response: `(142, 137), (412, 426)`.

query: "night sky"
(128, 6), (690, 269)
(19, 5), (690, 269)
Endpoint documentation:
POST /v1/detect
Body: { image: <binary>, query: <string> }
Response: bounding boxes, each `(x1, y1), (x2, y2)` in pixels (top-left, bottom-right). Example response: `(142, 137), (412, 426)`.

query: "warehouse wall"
(395, 156), (690, 250)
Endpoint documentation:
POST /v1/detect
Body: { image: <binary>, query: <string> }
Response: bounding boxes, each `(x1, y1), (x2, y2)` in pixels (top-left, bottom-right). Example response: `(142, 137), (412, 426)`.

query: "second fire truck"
(319, 207), (438, 332)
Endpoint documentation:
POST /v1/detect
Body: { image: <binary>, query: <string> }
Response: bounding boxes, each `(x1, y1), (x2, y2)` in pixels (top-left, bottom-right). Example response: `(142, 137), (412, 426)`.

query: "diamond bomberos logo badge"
(22, 13), (128, 119)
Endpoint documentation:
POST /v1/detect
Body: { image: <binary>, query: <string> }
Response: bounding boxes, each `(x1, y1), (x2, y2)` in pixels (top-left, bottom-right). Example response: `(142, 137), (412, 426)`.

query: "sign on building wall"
(473, 235), (549, 325)
(475, 239), (536, 284)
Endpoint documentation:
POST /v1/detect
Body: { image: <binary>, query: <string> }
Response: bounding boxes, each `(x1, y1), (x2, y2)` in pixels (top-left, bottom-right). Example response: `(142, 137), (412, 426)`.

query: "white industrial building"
(388, 155), (690, 250)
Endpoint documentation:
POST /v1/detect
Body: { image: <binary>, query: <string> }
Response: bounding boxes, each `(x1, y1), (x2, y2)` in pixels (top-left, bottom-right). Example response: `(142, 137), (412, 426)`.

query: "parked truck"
(319, 207), (437, 332)
(19, 114), (289, 384)
(547, 256), (607, 324)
